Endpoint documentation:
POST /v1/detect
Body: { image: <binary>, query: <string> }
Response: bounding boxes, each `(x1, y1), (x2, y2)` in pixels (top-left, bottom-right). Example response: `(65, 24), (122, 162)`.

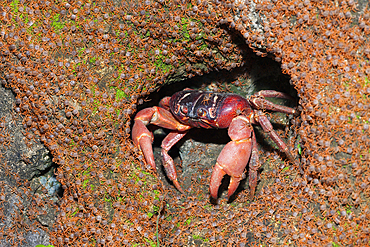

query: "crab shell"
(169, 90), (252, 129)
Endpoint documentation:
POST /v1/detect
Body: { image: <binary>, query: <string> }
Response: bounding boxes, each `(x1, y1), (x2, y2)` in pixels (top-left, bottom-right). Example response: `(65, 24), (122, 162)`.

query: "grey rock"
(0, 85), (60, 246)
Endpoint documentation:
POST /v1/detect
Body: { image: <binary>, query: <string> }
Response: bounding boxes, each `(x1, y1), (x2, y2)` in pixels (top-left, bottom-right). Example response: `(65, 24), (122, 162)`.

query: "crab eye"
(180, 105), (188, 114)
(197, 108), (207, 117)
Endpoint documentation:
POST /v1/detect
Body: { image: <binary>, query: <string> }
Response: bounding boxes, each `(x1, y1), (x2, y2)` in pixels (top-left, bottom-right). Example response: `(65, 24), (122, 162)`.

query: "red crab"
(132, 89), (298, 199)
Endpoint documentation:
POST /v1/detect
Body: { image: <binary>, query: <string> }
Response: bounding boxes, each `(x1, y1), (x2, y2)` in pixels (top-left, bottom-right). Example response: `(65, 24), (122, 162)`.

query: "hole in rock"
(133, 48), (299, 201)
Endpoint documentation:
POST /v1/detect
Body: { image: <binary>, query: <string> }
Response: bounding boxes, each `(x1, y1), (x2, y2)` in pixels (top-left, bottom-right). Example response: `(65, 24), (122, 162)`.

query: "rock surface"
(0, 85), (60, 246)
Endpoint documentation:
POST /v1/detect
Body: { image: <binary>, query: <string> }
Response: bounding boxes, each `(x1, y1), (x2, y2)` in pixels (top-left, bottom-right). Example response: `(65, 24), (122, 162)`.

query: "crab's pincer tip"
(173, 179), (184, 193)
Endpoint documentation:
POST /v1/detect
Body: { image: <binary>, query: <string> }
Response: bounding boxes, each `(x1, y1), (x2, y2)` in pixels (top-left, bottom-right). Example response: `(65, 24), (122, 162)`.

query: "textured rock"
(0, 85), (59, 246)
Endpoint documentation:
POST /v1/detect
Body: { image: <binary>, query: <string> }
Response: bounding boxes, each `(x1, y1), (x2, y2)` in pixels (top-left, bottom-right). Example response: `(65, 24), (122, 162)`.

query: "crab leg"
(248, 131), (260, 199)
(161, 131), (188, 193)
(254, 111), (298, 167)
(250, 90), (296, 115)
(209, 116), (253, 199)
(255, 90), (295, 100)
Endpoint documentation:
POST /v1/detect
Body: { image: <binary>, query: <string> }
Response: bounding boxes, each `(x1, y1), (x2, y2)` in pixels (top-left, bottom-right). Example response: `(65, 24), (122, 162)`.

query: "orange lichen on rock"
(0, 0), (369, 246)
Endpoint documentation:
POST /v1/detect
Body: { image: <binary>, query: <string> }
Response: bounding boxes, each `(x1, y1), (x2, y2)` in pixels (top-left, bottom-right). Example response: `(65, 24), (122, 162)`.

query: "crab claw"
(132, 119), (156, 169)
(209, 163), (227, 199)
(209, 116), (253, 199)
(209, 141), (252, 199)
(132, 106), (192, 193)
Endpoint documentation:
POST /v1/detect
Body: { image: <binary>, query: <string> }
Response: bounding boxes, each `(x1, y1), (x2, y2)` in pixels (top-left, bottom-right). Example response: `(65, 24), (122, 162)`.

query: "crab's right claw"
(209, 163), (227, 199)
(209, 138), (252, 200)
(209, 116), (253, 200)
(132, 119), (156, 170)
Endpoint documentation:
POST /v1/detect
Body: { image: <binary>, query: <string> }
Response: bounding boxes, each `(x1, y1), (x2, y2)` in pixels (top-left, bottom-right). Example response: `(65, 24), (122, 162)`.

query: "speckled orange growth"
(0, 0), (369, 246)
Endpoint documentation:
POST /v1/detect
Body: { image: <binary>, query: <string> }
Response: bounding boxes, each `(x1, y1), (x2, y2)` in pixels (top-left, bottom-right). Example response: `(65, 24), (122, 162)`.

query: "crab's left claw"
(209, 116), (253, 199)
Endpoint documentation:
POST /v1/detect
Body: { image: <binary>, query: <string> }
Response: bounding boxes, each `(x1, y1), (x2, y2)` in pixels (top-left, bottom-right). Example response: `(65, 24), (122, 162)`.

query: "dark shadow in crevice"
(36, 154), (65, 199)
